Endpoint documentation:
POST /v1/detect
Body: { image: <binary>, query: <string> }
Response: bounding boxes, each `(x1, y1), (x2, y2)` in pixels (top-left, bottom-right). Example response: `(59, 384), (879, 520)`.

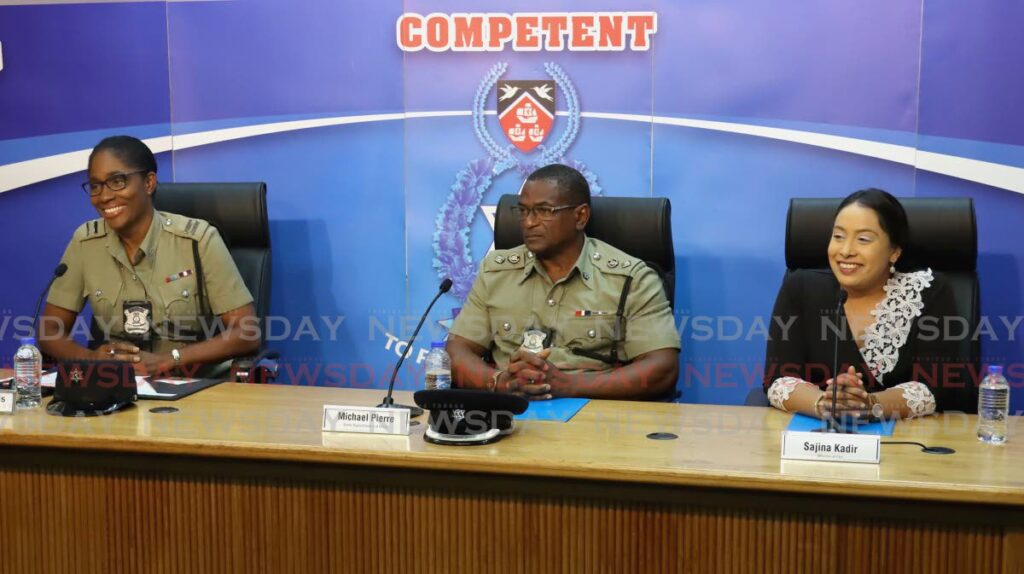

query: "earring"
(889, 263), (896, 274)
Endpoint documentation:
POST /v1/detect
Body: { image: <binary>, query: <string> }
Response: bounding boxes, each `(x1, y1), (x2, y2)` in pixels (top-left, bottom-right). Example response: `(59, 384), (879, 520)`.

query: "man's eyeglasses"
(81, 170), (148, 196)
(510, 203), (581, 221)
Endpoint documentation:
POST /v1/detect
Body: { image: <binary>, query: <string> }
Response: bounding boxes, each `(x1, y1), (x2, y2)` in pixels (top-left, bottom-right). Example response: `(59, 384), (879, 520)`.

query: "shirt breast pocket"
(562, 315), (618, 352)
(490, 314), (532, 348)
(160, 278), (202, 333)
(88, 288), (120, 336)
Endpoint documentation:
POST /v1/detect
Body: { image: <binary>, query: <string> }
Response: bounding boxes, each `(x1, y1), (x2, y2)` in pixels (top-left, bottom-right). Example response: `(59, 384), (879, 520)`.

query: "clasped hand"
(821, 366), (872, 417)
(93, 342), (171, 376)
(499, 348), (568, 401)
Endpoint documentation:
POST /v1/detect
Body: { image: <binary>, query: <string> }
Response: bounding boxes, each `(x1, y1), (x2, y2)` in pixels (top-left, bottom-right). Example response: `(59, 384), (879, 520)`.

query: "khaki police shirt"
(47, 210), (254, 353)
(449, 236), (680, 373)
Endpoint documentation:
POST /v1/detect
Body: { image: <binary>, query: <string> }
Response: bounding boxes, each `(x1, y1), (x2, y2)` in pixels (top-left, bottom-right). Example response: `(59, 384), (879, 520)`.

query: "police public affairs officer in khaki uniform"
(39, 136), (259, 376)
(447, 164), (680, 401)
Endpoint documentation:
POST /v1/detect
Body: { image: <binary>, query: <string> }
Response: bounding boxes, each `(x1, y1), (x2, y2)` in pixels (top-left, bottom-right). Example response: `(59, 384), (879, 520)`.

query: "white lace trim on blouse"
(860, 268), (934, 383)
(894, 381), (936, 417)
(767, 376), (813, 411)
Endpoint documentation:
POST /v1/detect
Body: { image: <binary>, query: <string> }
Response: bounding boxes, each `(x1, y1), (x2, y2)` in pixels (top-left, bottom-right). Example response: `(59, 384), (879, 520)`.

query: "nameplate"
(0, 389), (15, 414)
(780, 431), (881, 464)
(322, 405), (410, 435)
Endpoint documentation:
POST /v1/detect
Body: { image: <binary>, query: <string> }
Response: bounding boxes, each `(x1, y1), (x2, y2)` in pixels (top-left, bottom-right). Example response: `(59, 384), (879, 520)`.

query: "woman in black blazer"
(763, 189), (974, 419)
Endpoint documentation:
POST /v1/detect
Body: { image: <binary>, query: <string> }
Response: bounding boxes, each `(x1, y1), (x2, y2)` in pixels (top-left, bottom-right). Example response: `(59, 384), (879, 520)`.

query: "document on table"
(40, 372), (177, 398)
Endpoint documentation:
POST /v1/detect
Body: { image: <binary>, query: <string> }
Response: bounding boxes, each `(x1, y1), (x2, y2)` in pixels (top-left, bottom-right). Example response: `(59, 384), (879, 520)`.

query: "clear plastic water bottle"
(977, 365), (1010, 444)
(14, 337), (43, 409)
(424, 342), (451, 390)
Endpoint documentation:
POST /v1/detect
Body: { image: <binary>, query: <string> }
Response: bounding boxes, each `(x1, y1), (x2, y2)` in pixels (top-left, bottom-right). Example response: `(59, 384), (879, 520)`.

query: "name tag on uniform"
(322, 405), (410, 435)
(780, 430), (881, 464)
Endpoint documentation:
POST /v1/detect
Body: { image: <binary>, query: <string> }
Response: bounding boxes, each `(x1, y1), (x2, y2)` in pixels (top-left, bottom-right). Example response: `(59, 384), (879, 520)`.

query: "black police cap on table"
(413, 389), (528, 446)
(46, 359), (137, 417)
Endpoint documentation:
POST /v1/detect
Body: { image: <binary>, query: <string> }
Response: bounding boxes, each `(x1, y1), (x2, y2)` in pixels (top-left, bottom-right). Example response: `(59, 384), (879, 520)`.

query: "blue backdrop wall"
(1, 1), (1021, 410)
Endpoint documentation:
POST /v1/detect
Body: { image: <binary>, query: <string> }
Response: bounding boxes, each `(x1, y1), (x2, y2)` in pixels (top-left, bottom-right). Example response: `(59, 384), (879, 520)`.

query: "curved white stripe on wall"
(0, 112), (1021, 195)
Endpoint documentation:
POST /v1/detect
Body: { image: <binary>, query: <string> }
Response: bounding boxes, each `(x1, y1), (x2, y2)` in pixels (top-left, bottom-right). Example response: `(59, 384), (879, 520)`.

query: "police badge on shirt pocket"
(491, 315), (529, 348)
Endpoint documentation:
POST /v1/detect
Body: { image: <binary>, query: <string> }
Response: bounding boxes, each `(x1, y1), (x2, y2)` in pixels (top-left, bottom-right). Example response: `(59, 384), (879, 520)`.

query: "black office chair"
(747, 196), (980, 406)
(494, 194), (676, 309)
(155, 183), (272, 321)
(155, 182), (276, 381)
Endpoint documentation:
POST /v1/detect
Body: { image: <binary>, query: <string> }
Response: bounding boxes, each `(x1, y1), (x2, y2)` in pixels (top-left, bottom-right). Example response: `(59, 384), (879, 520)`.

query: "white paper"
(152, 378), (199, 386)
(135, 378), (176, 398)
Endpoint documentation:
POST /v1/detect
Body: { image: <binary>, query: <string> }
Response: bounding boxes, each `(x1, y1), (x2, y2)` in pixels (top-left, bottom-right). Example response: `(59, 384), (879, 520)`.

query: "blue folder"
(787, 413), (896, 436)
(514, 398), (590, 422)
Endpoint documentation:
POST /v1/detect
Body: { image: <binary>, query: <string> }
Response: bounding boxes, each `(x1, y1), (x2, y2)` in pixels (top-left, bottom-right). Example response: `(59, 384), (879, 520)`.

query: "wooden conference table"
(0, 380), (1022, 574)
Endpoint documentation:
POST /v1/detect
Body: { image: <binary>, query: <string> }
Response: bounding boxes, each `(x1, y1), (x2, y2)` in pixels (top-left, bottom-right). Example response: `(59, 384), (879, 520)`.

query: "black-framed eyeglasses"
(510, 203), (581, 221)
(81, 170), (148, 196)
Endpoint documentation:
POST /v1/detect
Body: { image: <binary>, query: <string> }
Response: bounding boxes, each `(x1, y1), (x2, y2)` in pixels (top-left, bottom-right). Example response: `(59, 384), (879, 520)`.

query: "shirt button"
(587, 329), (597, 338)
(502, 322), (511, 332)
(546, 298), (556, 307)
(132, 275), (138, 281)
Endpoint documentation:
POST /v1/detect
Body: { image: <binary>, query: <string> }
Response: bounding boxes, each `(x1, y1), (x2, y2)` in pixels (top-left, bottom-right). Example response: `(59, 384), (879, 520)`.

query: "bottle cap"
(430, 341), (446, 349)
(987, 365), (1004, 375)
(20, 337), (36, 347)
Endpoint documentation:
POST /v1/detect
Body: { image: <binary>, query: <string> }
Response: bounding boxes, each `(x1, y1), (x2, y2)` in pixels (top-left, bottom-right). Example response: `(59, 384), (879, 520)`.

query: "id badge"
(122, 300), (153, 341)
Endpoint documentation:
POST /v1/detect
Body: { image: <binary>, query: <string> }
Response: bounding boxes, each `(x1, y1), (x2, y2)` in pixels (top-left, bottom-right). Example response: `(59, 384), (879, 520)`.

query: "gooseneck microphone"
(829, 289), (848, 433)
(32, 263), (68, 340)
(378, 278), (453, 417)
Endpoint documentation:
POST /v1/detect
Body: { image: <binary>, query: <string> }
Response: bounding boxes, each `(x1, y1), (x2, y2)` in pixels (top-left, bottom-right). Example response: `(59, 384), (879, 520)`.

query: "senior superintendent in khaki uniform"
(447, 164), (680, 401)
(39, 136), (259, 376)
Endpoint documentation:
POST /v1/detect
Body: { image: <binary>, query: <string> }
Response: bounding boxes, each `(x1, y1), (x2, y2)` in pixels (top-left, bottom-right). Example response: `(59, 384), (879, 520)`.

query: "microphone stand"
(378, 279), (452, 417)
(32, 263), (68, 340)
(827, 289), (849, 433)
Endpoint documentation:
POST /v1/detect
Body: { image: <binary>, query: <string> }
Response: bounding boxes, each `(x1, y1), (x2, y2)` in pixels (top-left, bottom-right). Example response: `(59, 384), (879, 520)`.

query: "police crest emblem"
(497, 81), (555, 153)
(432, 62), (602, 301)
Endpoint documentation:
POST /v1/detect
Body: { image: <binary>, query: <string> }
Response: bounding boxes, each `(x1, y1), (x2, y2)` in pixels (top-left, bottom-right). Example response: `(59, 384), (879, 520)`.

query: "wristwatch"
(171, 348), (182, 366)
(868, 393), (884, 419)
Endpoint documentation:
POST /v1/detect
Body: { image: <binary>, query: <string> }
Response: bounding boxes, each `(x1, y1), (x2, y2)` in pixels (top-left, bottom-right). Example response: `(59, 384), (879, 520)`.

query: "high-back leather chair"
(494, 194), (676, 308)
(748, 196), (980, 406)
(154, 182), (272, 326)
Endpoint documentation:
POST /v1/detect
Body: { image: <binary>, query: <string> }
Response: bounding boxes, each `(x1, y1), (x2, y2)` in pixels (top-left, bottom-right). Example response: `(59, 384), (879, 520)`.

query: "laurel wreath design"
(433, 62), (600, 300)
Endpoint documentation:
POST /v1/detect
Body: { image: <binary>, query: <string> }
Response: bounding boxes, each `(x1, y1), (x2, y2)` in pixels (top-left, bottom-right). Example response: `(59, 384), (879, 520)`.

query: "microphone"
(378, 278), (453, 417)
(829, 289), (848, 433)
(32, 263), (68, 340)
